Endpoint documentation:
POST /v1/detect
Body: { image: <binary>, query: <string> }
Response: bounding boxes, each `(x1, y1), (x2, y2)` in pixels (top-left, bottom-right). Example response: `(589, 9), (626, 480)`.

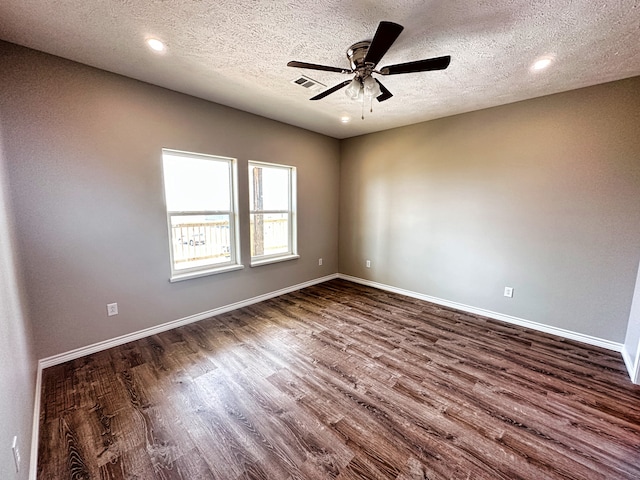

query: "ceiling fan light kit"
(344, 77), (381, 101)
(287, 21), (451, 118)
(345, 78), (363, 100)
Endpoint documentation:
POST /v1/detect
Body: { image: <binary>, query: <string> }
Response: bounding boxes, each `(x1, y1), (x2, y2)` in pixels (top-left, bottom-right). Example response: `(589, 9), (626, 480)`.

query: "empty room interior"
(1, 2), (640, 479)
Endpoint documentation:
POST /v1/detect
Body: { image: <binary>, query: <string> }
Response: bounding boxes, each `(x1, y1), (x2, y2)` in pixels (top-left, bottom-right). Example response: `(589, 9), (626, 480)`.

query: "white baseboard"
(30, 273), (339, 479)
(622, 346), (640, 384)
(28, 271), (632, 478)
(338, 274), (624, 353)
(28, 365), (43, 480)
(39, 273), (339, 370)
(621, 348), (635, 383)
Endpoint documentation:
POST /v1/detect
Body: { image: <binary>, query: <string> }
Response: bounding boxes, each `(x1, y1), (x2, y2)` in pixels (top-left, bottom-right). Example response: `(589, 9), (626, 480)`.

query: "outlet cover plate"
(107, 303), (118, 316)
(504, 287), (514, 298)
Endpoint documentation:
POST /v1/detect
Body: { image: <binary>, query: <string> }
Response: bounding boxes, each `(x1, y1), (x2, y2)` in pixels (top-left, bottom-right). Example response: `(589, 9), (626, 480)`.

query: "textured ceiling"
(0, 1), (639, 139)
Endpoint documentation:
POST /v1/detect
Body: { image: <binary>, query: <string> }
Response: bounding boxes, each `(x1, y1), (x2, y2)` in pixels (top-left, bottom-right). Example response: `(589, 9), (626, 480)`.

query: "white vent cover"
(290, 75), (326, 92)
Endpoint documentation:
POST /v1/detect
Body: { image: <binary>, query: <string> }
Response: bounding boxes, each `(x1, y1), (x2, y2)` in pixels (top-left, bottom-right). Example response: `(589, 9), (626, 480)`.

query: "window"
(162, 149), (242, 281)
(249, 161), (297, 266)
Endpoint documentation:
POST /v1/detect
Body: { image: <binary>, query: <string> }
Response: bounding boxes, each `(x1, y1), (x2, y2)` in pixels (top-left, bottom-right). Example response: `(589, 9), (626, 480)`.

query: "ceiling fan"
(287, 21), (451, 105)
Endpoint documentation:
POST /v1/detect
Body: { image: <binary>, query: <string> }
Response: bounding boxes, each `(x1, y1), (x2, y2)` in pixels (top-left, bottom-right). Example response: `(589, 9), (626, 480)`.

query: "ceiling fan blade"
(375, 79), (393, 102)
(310, 80), (352, 100)
(287, 61), (351, 74)
(363, 21), (404, 66)
(380, 55), (451, 75)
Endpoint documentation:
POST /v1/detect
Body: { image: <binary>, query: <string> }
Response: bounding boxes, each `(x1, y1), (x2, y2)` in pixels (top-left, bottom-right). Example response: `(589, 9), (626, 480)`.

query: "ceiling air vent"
(290, 75), (325, 92)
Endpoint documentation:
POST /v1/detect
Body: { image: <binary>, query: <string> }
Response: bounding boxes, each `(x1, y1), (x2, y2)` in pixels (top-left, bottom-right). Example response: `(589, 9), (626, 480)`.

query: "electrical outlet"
(318, 258), (323, 266)
(12, 436), (20, 473)
(504, 287), (514, 298)
(366, 260), (371, 268)
(107, 303), (118, 316)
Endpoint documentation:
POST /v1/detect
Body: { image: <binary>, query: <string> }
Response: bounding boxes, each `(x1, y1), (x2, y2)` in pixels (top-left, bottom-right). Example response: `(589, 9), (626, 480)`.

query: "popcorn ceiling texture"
(0, 0), (638, 138)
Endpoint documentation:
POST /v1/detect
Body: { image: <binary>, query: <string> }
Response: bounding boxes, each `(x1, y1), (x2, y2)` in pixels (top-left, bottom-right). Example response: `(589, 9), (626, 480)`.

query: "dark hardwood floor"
(37, 279), (640, 479)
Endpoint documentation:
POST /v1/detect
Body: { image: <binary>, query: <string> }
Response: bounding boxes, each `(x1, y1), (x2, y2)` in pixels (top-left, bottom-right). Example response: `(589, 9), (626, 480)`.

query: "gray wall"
(340, 77), (640, 343)
(2, 39), (640, 360)
(0, 42), (340, 359)
(3, 40), (639, 479)
(0, 117), (35, 479)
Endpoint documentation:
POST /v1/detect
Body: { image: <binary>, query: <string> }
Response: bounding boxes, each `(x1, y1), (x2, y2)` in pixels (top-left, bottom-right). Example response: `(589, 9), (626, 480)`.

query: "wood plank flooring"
(37, 279), (640, 479)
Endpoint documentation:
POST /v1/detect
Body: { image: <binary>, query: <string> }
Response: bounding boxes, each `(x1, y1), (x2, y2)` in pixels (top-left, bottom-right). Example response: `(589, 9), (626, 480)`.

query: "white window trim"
(250, 254), (300, 268)
(162, 149), (243, 281)
(169, 264), (245, 283)
(248, 160), (297, 267)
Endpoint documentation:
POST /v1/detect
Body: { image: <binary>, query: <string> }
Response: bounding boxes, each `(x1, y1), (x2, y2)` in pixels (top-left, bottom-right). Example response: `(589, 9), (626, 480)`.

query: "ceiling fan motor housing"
(347, 41), (373, 75)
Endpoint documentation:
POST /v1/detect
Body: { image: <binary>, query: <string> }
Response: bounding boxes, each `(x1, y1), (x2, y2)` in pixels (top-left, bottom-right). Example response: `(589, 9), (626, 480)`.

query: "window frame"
(162, 148), (243, 282)
(248, 160), (298, 267)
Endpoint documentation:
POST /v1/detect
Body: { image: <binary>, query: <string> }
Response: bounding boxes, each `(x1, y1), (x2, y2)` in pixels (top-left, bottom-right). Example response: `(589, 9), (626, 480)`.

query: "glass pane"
(250, 213), (289, 257)
(170, 214), (231, 270)
(249, 165), (289, 211)
(163, 153), (230, 211)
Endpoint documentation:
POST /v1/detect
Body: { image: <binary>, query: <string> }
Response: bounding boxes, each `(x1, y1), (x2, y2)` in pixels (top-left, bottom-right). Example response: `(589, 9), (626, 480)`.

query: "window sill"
(250, 254), (300, 268)
(169, 264), (244, 282)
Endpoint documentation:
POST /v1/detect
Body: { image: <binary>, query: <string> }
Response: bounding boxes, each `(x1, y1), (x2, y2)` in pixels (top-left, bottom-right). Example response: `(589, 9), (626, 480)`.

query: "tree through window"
(249, 161), (297, 265)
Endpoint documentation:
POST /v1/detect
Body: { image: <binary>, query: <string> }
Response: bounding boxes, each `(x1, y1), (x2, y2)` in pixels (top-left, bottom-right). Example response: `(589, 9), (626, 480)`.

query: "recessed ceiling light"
(146, 38), (166, 53)
(340, 116), (351, 124)
(531, 55), (554, 72)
